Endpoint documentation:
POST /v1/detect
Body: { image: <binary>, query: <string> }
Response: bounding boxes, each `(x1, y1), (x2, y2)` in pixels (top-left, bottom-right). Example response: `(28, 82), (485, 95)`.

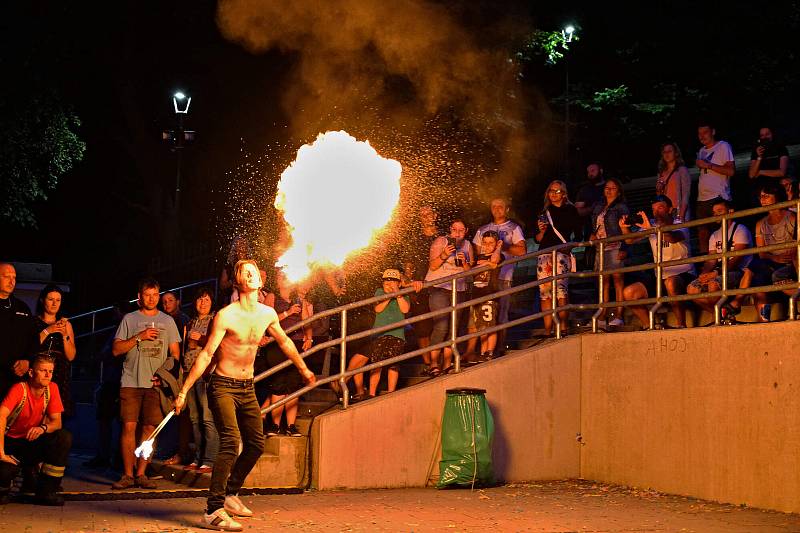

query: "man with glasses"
(473, 198), (526, 352)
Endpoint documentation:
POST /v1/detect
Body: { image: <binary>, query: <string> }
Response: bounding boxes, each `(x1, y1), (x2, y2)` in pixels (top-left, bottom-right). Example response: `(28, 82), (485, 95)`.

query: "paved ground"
(2, 480), (799, 532)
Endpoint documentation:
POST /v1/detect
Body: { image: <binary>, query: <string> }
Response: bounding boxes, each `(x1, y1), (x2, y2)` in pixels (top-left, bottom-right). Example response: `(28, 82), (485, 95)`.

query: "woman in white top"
(425, 219), (473, 375)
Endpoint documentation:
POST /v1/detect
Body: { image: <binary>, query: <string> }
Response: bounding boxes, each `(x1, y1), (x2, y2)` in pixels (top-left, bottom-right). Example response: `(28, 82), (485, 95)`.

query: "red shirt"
(1, 382), (63, 439)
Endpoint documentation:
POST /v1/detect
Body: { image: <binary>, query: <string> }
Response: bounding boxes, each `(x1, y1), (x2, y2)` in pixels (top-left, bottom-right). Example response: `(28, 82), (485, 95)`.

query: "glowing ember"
(134, 410), (175, 460)
(275, 130), (402, 281)
(134, 439), (154, 460)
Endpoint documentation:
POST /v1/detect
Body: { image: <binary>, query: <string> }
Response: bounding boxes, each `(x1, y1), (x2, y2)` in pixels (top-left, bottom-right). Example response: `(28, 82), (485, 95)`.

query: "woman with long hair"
(181, 287), (219, 472)
(534, 180), (581, 335)
(34, 284), (76, 417)
(591, 177), (630, 326)
(656, 142), (692, 222)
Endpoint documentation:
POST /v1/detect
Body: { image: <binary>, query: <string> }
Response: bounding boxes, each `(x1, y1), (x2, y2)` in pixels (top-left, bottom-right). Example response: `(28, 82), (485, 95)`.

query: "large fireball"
(274, 131), (402, 281)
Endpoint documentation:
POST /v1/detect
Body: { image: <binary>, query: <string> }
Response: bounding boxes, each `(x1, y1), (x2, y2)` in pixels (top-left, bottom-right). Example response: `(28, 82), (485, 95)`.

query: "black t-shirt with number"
(472, 253), (500, 299)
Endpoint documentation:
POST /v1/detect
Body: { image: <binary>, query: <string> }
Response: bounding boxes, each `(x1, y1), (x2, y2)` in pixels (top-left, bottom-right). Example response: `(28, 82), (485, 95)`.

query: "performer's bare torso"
(214, 298), (277, 379)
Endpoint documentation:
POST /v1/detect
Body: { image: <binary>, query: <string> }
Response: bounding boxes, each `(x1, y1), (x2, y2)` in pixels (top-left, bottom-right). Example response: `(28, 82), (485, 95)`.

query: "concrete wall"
(311, 337), (582, 490)
(580, 322), (800, 514)
(312, 322), (800, 513)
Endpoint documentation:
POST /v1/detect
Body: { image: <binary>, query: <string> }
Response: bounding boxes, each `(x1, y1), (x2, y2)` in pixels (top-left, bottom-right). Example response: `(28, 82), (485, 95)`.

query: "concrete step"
(152, 430), (311, 490)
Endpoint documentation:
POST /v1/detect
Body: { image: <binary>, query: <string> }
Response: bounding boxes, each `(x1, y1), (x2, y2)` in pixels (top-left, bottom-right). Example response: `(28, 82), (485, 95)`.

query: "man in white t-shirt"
(472, 198), (526, 347)
(687, 198), (753, 318)
(695, 122), (735, 253)
(620, 195), (694, 328)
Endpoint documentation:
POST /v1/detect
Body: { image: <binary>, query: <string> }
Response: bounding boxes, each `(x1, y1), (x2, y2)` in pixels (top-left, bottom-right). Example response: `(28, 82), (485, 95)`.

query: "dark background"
(3, 1), (799, 312)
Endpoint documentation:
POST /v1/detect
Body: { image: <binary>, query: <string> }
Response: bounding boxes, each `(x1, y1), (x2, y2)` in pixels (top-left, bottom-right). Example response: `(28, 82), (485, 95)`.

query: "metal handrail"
(69, 278), (218, 340)
(259, 199), (800, 414)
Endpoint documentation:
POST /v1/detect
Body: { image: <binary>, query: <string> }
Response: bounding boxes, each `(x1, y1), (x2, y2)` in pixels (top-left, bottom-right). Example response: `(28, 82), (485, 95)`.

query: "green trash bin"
(437, 387), (495, 488)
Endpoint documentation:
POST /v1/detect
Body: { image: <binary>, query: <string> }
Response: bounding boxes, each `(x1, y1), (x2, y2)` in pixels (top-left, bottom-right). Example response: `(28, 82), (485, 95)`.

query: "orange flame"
(274, 131), (402, 281)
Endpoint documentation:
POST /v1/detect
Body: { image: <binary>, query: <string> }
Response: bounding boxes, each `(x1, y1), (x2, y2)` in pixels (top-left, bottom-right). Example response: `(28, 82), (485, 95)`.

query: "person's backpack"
(5, 382), (50, 434)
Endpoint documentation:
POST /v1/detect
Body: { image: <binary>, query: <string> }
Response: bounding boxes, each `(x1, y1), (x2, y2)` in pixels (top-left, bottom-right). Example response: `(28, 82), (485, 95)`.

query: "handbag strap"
(546, 210), (568, 244)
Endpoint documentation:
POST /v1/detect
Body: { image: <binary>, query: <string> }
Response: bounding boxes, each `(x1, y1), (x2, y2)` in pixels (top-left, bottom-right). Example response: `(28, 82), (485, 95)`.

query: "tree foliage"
(0, 92), (85, 226)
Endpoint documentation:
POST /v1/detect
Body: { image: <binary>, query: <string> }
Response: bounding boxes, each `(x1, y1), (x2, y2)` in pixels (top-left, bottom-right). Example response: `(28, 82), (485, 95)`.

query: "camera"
(446, 236), (457, 247)
(631, 213), (645, 225)
(538, 213), (549, 224)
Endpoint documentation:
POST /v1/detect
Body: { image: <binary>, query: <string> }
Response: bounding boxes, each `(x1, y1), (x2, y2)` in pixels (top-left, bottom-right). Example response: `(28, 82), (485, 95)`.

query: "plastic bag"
(437, 388), (495, 488)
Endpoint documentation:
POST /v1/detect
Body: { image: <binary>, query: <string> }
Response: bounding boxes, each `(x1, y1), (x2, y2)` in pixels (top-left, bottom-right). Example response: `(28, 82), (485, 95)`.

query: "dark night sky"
(4, 1), (799, 311)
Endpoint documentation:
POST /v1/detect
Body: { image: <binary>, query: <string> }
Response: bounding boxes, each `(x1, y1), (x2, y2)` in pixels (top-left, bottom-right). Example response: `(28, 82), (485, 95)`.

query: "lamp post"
(162, 91), (195, 210)
(562, 25), (575, 180)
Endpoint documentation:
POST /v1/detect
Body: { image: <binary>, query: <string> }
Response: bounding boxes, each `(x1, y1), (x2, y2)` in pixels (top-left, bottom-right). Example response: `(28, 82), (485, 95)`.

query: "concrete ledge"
(311, 321), (800, 514)
(311, 337), (582, 490)
(580, 321), (800, 513)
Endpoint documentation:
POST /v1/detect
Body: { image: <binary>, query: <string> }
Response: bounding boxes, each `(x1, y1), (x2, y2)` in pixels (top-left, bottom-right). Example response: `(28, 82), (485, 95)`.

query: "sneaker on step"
(203, 508), (243, 531)
(265, 422), (280, 436)
(111, 475), (135, 490)
(608, 318), (624, 327)
(286, 424), (303, 437)
(224, 494), (253, 517)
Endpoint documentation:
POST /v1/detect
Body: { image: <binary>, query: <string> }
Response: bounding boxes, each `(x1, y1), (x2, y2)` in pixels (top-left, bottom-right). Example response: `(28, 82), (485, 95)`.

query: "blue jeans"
(206, 374), (264, 513)
(187, 379), (219, 466)
(429, 288), (466, 345)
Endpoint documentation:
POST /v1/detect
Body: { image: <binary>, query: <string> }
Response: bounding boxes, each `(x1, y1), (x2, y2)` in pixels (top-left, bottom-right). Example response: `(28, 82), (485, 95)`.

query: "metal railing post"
(551, 249), (562, 339)
(649, 226), (663, 329)
(339, 309), (349, 409)
(592, 241), (605, 332)
(714, 215), (730, 325)
(451, 278), (461, 373)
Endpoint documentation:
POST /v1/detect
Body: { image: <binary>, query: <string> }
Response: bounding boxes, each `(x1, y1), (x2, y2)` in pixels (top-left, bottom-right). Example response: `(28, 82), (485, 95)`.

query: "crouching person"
(0, 355), (71, 506)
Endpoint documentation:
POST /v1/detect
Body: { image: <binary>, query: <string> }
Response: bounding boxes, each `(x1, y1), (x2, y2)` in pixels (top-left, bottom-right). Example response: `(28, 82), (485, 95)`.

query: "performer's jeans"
(206, 374), (264, 513)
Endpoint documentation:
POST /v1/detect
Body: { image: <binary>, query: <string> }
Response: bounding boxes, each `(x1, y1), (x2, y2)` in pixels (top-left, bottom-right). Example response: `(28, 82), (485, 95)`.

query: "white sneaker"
(203, 508), (242, 531)
(608, 318), (624, 327)
(224, 494), (253, 518)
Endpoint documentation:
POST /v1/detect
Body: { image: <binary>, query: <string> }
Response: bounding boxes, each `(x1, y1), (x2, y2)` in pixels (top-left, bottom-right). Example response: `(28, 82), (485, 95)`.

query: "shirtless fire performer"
(175, 260), (315, 531)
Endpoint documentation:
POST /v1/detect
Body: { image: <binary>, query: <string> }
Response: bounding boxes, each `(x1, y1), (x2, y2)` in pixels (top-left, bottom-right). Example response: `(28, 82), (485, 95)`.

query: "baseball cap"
(382, 268), (401, 281)
(651, 194), (673, 207)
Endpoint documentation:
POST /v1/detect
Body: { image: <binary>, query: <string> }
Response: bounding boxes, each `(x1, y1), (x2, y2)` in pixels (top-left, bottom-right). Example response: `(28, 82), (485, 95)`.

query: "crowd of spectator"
(0, 122), (797, 501)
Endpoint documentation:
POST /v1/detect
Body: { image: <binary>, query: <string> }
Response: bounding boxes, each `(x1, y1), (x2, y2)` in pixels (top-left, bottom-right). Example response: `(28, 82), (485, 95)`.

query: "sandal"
(164, 454), (183, 466)
(441, 365), (454, 375)
(429, 367), (441, 377)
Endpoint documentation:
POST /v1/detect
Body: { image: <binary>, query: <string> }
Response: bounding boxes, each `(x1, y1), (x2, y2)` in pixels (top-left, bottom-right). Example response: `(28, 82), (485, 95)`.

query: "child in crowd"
(367, 269), (410, 397)
(466, 230), (503, 363)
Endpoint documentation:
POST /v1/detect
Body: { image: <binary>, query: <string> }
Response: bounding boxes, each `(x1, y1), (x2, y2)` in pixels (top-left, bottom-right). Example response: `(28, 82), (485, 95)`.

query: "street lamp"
(162, 91), (196, 209)
(562, 25), (577, 180)
(173, 92), (191, 114)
